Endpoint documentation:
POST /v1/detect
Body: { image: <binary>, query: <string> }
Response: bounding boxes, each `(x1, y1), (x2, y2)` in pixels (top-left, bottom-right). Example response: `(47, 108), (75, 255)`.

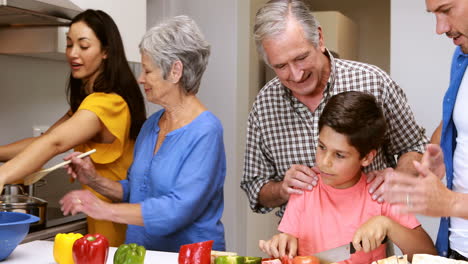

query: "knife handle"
(350, 236), (388, 254)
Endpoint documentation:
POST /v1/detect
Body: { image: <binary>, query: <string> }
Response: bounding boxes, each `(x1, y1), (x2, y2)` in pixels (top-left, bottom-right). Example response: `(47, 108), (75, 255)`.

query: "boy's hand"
(352, 216), (389, 253)
(259, 233), (298, 259)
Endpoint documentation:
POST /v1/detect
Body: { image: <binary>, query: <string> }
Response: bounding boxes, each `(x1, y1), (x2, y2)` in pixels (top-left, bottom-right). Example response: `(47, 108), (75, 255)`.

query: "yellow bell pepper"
(53, 233), (83, 264)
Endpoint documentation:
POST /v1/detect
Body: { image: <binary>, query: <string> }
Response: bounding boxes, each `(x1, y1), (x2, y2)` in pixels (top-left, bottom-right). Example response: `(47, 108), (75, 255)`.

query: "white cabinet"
(313, 11), (359, 61)
(70, 0), (146, 62)
(0, 27), (68, 61)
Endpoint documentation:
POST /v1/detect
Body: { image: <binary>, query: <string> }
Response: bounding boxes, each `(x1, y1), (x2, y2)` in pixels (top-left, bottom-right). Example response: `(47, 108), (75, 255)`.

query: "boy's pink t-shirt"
(278, 173), (420, 264)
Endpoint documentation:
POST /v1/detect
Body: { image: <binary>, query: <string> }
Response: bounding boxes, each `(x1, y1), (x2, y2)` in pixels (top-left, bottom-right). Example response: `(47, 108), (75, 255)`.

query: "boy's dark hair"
(318, 91), (387, 158)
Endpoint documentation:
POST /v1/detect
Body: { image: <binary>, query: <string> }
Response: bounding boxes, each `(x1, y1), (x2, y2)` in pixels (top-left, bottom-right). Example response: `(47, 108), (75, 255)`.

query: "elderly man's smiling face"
(262, 18), (329, 101)
(426, 0), (468, 53)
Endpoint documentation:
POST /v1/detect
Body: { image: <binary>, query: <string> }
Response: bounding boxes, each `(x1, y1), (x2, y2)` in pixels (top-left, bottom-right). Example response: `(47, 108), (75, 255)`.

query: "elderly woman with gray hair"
(59, 15), (226, 252)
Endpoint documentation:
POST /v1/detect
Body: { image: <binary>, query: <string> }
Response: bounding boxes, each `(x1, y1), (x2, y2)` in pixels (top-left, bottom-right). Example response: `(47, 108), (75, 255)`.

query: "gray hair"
(254, 0), (320, 65)
(139, 15), (210, 94)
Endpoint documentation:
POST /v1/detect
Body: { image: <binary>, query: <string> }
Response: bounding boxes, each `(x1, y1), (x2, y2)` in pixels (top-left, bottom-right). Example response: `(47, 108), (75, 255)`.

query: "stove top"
(46, 206), (86, 228)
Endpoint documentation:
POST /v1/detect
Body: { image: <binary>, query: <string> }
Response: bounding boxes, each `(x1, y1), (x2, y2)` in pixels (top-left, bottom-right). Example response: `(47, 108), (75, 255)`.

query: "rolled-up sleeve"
(119, 179), (130, 202)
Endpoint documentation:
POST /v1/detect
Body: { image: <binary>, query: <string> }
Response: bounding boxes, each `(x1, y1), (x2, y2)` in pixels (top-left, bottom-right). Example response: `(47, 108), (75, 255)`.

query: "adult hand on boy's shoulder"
(280, 165), (318, 200)
(367, 168), (394, 203)
(352, 216), (389, 253)
(259, 233), (298, 259)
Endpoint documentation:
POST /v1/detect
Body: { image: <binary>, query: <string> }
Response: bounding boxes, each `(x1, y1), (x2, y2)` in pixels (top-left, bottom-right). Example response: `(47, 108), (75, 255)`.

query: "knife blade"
(313, 243), (351, 264)
(314, 237), (388, 264)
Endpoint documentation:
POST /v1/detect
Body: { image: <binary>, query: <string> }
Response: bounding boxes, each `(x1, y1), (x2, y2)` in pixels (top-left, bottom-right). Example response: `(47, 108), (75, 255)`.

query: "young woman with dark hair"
(0, 9), (146, 246)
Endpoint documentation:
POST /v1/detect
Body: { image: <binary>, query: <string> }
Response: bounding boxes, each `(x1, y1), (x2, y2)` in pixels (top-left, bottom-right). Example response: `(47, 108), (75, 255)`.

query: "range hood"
(0, 0), (82, 60)
(0, 0), (82, 27)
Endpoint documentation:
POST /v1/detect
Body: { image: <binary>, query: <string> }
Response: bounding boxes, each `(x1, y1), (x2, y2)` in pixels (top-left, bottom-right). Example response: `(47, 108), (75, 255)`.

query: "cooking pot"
(0, 194), (47, 231)
(1, 184), (26, 196)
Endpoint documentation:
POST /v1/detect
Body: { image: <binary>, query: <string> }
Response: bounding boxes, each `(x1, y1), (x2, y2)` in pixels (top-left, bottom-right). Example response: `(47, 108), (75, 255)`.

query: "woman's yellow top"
(74, 92), (135, 247)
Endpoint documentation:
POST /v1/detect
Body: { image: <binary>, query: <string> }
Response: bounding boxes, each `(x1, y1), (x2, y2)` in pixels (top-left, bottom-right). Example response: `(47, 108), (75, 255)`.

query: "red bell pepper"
(72, 233), (109, 264)
(178, 240), (213, 264)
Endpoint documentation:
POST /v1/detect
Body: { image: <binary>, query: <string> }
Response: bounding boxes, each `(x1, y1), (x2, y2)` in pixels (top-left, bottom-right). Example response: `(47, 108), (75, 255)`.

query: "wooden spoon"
(23, 149), (96, 186)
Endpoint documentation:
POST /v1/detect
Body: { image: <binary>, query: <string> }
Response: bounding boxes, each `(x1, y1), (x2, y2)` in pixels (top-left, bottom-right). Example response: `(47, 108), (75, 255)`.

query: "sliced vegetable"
(113, 243), (146, 264)
(292, 256), (320, 264)
(72, 233), (109, 264)
(215, 255), (245, 264)
(244, 256), (262, 264)
(280, 256), (293, 264)
(261, 259), (282, 264)
(178, 240), (214, 264)
(53, 233), (84, 264)
(211, 251), (238, 264)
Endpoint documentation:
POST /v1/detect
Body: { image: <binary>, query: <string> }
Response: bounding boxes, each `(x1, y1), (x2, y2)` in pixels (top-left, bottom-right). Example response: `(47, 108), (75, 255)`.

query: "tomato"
(280, 256), (293, 264)
(292, 256), (320, 264)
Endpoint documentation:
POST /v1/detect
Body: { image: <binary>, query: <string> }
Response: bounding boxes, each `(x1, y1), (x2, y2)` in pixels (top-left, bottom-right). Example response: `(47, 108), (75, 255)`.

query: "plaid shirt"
(241, 54), (428, 217)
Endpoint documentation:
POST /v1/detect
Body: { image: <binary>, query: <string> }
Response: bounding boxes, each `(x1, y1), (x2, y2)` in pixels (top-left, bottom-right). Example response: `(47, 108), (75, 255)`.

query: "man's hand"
(367, 168), (394, 203)
(352, 216), (389, 253)
(259, 233), (298, 259)
(421, 144), (445, 179)
(383, 161), (454, 217)
(258, 165), (318, 208)
(279, 165), (318, 201)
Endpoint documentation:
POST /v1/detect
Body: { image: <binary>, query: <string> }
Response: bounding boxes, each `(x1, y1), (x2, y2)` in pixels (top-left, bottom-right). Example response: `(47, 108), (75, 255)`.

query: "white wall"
(0, 55), (70, 167)
(391, 0), (453, 136)
(391, 0), (454, 249)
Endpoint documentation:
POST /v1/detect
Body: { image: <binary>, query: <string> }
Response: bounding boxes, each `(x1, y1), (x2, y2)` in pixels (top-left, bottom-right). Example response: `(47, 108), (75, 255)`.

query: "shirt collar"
(455, 46), (468, 58)
(325, 48), (337, 89)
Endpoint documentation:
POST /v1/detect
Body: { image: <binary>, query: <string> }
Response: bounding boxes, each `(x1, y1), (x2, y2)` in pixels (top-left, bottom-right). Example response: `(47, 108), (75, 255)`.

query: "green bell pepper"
(113, 243), (146, 264)
(215, 256), (245, 264)
(244, 257), (262, 264)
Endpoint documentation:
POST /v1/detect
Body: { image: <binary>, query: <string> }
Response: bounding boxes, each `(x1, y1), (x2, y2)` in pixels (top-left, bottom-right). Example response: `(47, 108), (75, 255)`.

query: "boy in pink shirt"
(259, 91), (436, 263)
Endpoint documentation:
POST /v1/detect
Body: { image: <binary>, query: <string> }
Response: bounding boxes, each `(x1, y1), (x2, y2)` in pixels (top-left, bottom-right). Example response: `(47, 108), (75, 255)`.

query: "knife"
(314, 236), (388, 264)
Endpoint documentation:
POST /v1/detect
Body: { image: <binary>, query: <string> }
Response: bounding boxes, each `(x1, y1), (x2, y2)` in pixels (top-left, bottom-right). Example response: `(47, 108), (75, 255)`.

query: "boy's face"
(316, 126), (374, 189)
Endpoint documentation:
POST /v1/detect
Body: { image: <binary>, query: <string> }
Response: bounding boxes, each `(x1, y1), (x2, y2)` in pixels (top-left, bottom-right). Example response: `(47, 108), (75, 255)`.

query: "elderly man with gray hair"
(60, 15), (226, 252)
(241, 0), (428, 219)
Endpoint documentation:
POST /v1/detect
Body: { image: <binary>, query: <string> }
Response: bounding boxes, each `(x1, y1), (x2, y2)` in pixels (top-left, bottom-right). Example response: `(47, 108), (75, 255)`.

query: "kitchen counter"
(4, 240), (178, 263)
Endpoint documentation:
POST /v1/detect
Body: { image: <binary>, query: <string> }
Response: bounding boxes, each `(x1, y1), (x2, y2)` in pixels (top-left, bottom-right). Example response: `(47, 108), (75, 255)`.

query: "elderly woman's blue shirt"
(119, 110), (226, 252)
